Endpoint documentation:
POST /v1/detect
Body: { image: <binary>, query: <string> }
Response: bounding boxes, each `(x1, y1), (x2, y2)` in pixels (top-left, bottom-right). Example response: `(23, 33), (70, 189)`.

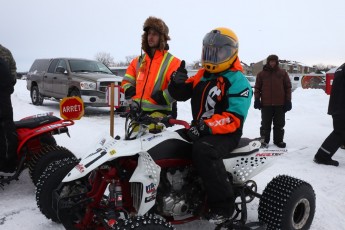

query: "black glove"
(254, 99), (261, 110)
(187, 119), (210, 141)
(129, 101), (140, 116)
(125, 86), (136, 99)
(171, 60), (188, 86)
(284, 101), (292, 112)
(151, 90), (167, 105)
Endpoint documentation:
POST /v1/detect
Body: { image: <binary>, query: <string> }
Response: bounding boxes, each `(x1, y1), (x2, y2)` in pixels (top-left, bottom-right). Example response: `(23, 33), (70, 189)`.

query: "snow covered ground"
(1, 80), (345, 229)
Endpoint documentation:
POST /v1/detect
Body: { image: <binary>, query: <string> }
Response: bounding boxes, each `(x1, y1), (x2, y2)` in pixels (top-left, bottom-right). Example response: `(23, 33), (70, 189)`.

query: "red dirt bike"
(0, 112), (76, 187)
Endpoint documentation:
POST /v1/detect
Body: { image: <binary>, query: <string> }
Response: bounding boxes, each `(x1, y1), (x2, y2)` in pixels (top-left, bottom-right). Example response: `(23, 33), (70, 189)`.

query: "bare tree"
(125, 55), (138, 65)
(95, 52), (114, 66)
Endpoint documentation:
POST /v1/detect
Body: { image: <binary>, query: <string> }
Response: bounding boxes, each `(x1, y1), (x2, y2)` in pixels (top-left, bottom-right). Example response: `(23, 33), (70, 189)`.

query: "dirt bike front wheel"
(258, 175), (315, 230)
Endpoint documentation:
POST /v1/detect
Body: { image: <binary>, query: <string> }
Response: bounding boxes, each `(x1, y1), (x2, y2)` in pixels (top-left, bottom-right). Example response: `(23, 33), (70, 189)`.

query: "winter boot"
(274, 141), (286, 148)
(260, 139), (269, 148)
(314, 151), (339, 167)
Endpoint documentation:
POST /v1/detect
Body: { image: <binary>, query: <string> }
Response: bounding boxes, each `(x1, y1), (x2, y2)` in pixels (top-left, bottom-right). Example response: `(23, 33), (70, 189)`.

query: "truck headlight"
(80, 82), (96, 90)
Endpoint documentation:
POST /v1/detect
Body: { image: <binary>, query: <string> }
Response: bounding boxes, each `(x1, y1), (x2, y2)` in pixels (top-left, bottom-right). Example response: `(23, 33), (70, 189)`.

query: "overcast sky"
(2, 0), (344, 71)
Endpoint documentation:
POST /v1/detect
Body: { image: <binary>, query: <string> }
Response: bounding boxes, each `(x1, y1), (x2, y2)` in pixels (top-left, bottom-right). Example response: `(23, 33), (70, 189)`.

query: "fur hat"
(267, 54), (279, 63)
(142, 16), (170, 53)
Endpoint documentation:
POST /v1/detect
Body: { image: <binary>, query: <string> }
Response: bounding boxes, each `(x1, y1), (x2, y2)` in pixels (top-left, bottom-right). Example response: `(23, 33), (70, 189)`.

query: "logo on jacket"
(240, 88), (250, 97)
(202, 85), (222, 118)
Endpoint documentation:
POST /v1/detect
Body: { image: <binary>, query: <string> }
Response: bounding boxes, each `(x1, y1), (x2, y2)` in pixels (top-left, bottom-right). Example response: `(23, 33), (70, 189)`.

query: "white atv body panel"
(129, 151), (161, 215)
(63, 131), (188, 182)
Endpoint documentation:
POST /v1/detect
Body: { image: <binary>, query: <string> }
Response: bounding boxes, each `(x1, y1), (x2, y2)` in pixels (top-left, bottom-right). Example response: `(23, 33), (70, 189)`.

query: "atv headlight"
(80, 82), (96, 90)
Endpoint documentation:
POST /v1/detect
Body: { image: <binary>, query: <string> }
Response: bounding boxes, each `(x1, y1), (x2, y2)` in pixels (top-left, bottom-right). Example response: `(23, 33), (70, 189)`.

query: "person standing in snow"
(314, 63), (345, 166)
(0, 44), (18, 173)
(121, 16), (181, 119)
(253, 54), (292, 148)
(168, 27), (252, 224)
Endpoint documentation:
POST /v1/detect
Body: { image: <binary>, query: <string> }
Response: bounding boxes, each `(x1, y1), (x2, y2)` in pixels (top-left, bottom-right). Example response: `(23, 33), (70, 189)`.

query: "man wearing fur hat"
(121, 16), (181, 118)
(254, 54), (292, 148)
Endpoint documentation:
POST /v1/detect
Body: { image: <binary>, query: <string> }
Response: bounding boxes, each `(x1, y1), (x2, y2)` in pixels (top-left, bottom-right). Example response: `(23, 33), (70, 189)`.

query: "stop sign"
(60, 97), (84, 120)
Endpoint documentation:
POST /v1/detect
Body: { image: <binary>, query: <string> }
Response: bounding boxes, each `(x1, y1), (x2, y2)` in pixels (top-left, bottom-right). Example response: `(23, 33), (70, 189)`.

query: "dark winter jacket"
(328, 63), (345, 115)
(168, 58), (252, 135)
(0, 44), (17, 86)
(254, 64), (291, 106)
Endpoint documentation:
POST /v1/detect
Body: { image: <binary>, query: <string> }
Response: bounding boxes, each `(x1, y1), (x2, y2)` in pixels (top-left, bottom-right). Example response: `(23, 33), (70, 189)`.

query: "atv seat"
(15, 115), (61, 129)
(224, 138), (261, 159)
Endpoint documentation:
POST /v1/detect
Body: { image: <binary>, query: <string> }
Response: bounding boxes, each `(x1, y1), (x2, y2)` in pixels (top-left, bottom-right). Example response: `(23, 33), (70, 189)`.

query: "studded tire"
(258, 175), (315, 230)
(114, 214), (175, 230)
(29, 145), (76, 185)
(36, 157), (79, 222)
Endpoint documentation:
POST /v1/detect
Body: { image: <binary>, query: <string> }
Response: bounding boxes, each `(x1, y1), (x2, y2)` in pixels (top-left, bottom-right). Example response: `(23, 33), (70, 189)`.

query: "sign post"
(110, 83), (115, 137)
(60, 97), (84, 120)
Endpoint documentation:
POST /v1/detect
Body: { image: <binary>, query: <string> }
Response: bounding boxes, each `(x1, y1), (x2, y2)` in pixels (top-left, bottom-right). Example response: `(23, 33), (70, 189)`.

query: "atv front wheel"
(29, 145), (76, 185)
(36, 157), (79, 222)
(258, 175), (315, 230)
(114, 214), (174, 230)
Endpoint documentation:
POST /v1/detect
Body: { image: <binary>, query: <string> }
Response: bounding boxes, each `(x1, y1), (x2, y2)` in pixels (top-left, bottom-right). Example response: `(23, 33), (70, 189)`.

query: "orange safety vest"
(122, 50), (180, 112)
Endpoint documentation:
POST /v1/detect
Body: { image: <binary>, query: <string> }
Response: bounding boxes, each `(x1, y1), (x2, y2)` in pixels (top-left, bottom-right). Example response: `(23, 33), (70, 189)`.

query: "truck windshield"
(69, 60), (112, 74)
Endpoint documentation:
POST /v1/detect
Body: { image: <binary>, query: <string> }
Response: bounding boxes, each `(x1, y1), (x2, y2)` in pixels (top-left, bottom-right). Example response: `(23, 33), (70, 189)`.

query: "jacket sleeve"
(283, 71), (292, 101)
(254, 72), (262, 100)
(121, 58), (138, 91)
(168, 81), (193, 101)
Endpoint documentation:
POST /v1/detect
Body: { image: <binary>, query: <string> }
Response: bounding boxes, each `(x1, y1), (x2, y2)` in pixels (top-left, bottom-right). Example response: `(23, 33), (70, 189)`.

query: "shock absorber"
(106, 180), (117, 227)
(115, 180), (123, 207)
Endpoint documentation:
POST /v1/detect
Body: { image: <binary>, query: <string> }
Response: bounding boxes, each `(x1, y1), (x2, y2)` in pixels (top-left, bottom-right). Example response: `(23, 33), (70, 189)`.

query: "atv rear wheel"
(258, 175), (315, 230)
(29, 145), (76, 185)
(36, 157), (79, 222)
(114, 214), (174, 230)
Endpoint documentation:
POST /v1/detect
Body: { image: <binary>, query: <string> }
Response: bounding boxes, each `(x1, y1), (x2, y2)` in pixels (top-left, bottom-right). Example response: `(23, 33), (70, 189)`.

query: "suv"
(26, 58), (125, 107)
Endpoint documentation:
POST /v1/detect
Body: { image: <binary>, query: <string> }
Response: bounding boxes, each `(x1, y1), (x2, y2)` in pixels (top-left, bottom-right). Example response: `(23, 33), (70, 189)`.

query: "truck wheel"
(31, 85), (44, 105)
(69, 88), (81, 98)
(258, 175), (315, 230)
(29, 145), (76, 185)
(36, 157), (79, 222)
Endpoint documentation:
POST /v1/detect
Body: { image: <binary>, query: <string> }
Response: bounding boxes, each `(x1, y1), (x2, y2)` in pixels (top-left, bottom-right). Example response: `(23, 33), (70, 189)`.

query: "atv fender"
(129, 151), (161, 215)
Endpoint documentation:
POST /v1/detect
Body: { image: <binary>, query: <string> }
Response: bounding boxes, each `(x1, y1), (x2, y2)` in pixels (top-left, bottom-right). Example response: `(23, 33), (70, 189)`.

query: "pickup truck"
(26, 58), (126, 108)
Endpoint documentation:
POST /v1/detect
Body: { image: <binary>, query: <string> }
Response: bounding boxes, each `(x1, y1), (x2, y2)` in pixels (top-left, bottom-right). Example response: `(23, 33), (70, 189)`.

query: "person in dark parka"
(253, 54), (292, 148)
(314, 63), (345, 166)
(0, 44), (18, 173)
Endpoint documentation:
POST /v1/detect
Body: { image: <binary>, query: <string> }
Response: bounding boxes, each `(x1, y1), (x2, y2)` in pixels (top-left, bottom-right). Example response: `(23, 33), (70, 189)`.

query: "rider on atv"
(168, 27), (253, 224)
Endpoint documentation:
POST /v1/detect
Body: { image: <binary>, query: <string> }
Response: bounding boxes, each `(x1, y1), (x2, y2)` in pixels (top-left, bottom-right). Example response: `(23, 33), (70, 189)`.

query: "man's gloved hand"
(129, 101), (140, 117)
(284, 101), (292, 112)
(171, 60), (188, 86)
(125, 86), (136, 99)
(187, 119), (210, 141)
(254, 99), (261, 110)
(151, 90), (167, 105)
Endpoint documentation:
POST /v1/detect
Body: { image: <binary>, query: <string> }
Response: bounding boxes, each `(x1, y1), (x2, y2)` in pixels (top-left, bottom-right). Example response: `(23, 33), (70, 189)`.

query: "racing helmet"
(201, 27), (239, 73)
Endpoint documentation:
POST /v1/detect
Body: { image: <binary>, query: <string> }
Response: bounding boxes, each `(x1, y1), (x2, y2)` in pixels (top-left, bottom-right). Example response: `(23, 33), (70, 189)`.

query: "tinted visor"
(202, 32), (238, 64)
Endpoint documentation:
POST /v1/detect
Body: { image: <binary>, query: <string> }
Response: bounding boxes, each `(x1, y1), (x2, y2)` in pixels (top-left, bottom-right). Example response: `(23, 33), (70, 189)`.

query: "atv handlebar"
(166, 118), (190, 129)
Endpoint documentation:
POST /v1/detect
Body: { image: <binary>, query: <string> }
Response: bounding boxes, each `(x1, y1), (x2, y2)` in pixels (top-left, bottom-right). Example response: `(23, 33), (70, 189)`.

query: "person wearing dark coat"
(0, 44), (18, 173)
(253, 54), (292, 148)
(314, 63), (345, 166)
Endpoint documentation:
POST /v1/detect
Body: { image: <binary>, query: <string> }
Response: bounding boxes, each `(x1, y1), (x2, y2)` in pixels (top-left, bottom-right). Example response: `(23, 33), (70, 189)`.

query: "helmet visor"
(202, 32), (238, 64)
